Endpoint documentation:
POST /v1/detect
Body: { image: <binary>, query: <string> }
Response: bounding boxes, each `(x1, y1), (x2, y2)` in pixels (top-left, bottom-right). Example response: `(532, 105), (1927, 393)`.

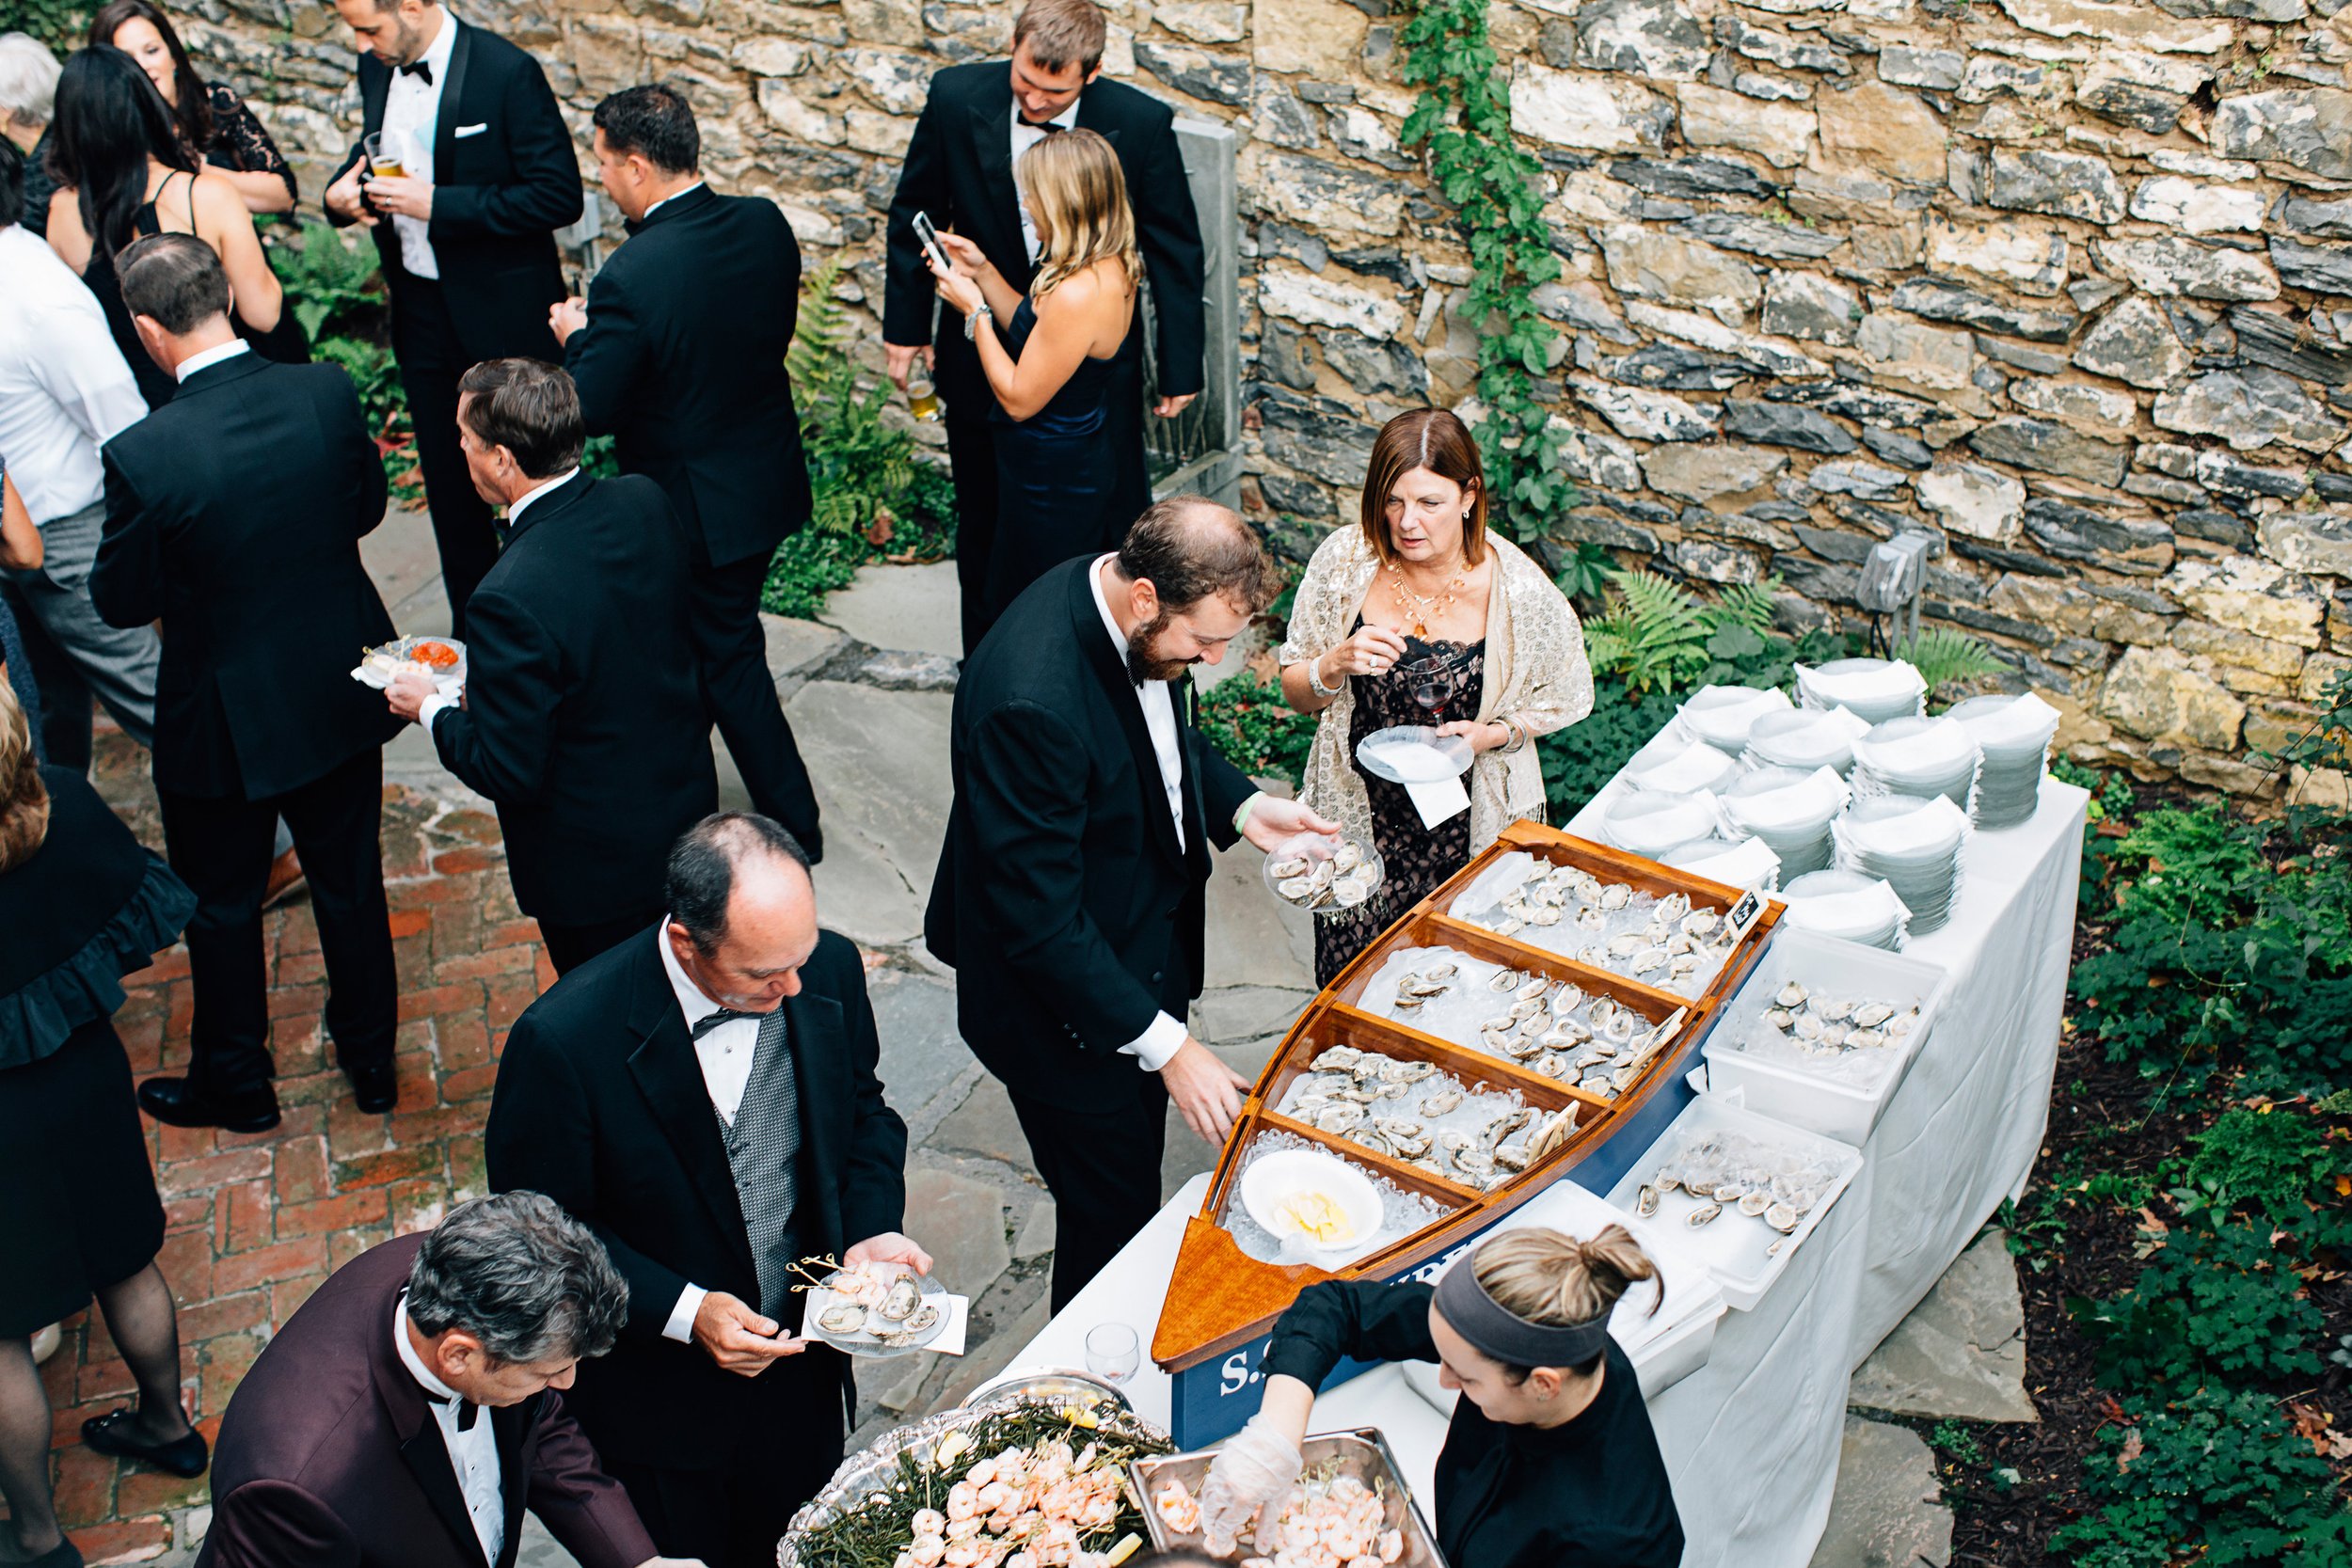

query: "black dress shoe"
(347, 1061), (397, 1114)
(18, 1537), (84, 1568)
(135, 1077), (280, 1133)
(82, 1407), (209, 1478)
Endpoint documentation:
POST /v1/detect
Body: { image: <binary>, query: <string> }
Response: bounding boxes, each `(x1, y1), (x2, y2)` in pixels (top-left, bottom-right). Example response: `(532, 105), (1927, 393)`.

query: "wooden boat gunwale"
(1153, 825), (1783, 1374)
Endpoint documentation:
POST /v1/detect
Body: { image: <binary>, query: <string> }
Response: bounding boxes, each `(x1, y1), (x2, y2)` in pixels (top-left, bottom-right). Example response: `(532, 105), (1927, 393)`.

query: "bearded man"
(926, 498), (1336, 1309)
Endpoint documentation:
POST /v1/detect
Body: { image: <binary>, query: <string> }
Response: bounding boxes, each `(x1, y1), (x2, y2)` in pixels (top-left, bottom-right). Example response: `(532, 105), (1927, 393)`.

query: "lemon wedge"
(1274, 1190), (1356, 1245)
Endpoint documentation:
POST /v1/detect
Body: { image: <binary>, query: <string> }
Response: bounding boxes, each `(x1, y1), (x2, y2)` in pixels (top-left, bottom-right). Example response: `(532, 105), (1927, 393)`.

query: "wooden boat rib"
(1152, 823), (1783, 1378)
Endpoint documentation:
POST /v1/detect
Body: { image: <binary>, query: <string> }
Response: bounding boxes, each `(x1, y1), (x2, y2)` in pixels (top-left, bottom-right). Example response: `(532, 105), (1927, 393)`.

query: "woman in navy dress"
(929, 127), (1137, 625)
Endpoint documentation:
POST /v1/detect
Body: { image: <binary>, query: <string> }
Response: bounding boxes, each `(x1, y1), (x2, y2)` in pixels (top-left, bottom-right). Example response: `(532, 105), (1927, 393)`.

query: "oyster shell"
(1276, 876), (1318, 901)
(1636, 1183), (1661, 1218)
(1851, 1002), (1895, 1028)
(1314, 1102), (1366, 1133)
(1764, 1007), (1795, 1031)
(1516, 975), (1549, 1003)
(1530, 906), (1562, 926)
(1487, 969), (1525, 993)
(1682, 909), (1721, 936)
(1848, 1027), (1886, 1050)
(875, 1275), (922, 1323)
(1551, 984), (1586, 1016)
(1332, 839), (1363, 874)
(1775, 981), (1809, 1009)
(1738, 1191), (1771, 1217)
(1685, 1200), (1724, 1227)
(1630, 945), (1668, 974)
(1268, 855), (1310, 879)
(1331, 873), (1373, 907)
(1766, 1202), (1800, 1234)
(1576, 906), (1607, 931)
(1599, 882), (1632, 910)
(1378, 1058), (1437, 1084)
(1311, 1046), (1364, 1073)
(1419, 1088), (1464, 1117)
(903, 1303), (942, 1333)
(1657, 893), (1692, 923)
(1608, 933), (1645, 957)
(818, 1303), (868, 1335)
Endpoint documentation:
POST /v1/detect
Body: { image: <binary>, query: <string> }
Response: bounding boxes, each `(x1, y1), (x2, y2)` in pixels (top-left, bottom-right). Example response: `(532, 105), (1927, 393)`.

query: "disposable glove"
(1198, 1412), (1304, 1555)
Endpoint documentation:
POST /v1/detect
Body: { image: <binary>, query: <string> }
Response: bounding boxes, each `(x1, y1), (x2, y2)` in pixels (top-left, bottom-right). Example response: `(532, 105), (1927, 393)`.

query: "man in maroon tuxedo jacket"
(198, 1193), (694, 1568)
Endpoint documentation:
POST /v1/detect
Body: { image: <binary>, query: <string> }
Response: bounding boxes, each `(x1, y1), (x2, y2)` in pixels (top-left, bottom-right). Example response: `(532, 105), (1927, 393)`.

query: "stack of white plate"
(1676, 685), (1795, 758)
(1602, 789), (1725, 858)
(1796, 658), (1928, 725)
(1722, 766), (1850, 881)
(1946, 692), (2061, 829)
(1620, 734), (1742, 796)
(1834, 795), (1969, 935)
(1746, 707), (1871, 775)
(1659, 833), (1784, 893)
(1779, 868), (1910, 951)
(1850, 715), (1982, 809)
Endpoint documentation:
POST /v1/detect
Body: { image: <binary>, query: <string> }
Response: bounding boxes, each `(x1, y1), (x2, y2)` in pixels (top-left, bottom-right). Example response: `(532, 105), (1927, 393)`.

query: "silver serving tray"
(777, 1390), (1168, 1567)
(959, 1366), (1133, 1412)
(1129, 1427), (1448, 1567)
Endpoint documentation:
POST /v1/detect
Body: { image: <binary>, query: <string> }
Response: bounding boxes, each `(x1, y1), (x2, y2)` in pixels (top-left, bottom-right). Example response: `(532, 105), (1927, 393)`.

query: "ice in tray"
(1445, 854), (1737, 998)
(1722, 977), (1926, 1090)
(1358, 946), (1675, 1106)
(1278, 1043), (1575, 1192)
(1221, 1130), (1447, 1267)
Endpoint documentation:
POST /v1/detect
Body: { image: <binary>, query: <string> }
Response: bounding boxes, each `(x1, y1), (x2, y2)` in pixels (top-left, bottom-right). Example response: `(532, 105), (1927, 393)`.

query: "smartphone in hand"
(912, 211), (953, 275)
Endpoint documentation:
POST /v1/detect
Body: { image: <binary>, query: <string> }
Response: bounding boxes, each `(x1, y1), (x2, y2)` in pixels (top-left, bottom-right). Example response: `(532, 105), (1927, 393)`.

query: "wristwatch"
(964, 302), (993, 341)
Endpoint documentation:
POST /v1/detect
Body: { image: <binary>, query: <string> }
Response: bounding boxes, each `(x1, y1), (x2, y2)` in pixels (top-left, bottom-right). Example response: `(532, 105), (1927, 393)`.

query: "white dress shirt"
(657, 921), (769, 1342)
(1010, 101), (1080, 263)
(641, 180), (706, 222)
(419, 468), (580, 738)
(173, 339), (251, 383)
(379, 9), (458, 280)
(1089, 555), (1190, 1073)
(0, 224), (149, 524)
(393, 1293), (504, 1567)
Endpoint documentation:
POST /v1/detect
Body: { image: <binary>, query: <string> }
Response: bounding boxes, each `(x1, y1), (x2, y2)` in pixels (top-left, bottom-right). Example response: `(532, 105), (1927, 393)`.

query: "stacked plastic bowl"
(1834, 795), (1969, 935)
(1660, 833), (1783, 893)
(1722, 766), (1850, 881)
(1778, 868), (1910, 951)
(1602, 789), (1725, 859)
(1946, 692), (2062, 829)
(1676, 684), (1794, 759)
(1746, 707), (1870, 776)
(1850, 715), (1982, 809)
(1620, 733), (1742, 796)
(1796, 657), (1928, 725)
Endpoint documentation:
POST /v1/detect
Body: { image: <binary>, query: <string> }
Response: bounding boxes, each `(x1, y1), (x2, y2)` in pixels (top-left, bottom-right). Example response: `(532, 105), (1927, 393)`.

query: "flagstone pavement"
(18, 511), (2003, 1567)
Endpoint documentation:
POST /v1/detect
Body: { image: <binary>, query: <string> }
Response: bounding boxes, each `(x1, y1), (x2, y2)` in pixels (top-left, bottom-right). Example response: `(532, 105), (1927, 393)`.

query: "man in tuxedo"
(926, 499), (1336, 1308)
(385, 359), (716, 975)
(323, 0), (580, 637)
(200, 1190), (701, 1568)
(552, 85), (823, 861)
(883, 0), (1207, 654)
(89, 234), (402, 1132)
(486, 814), (918, 1568)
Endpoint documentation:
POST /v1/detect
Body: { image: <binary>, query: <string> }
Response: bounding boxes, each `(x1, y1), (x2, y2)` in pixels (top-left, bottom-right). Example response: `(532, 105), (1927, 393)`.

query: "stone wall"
(185, 0), (2352, 795)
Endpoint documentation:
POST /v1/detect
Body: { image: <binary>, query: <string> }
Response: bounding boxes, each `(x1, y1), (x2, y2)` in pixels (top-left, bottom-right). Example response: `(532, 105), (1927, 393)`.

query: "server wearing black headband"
(1199, 1226), (1683, 1568)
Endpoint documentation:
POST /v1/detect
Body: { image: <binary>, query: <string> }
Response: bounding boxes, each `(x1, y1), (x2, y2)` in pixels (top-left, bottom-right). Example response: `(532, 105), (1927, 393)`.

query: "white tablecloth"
(1005, 775), (2087, 1567)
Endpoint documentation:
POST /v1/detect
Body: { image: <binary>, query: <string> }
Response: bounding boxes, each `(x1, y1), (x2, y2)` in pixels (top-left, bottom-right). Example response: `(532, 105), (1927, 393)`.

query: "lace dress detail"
(201, 81), (298, 208)
(1313, 626), (1486, 986)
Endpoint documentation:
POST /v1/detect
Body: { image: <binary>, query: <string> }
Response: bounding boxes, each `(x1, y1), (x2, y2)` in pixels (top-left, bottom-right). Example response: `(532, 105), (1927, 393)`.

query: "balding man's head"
(662, 814), (817, 1012)
(1107, 497), (1275, 683)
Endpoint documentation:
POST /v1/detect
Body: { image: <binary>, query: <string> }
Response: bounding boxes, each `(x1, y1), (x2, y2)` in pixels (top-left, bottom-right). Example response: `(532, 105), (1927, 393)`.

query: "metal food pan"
(1129, 1427), (1447, 1566)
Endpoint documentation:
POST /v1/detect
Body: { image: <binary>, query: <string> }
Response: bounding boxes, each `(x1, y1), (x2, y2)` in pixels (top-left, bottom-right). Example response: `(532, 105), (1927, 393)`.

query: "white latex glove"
(1199, 1413), (1304, 1555)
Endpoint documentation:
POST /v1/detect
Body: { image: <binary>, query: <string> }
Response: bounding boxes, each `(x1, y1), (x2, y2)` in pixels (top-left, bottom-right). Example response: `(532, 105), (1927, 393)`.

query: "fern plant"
(787, 258), (914, 543)
(1898, 626), (2003, 690)
(1584, 570), (1778, 696)
(266, 221), (387, 343)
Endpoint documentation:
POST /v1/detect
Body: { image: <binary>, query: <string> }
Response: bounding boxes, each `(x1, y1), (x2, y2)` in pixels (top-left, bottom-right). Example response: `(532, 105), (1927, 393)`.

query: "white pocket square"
(454, 122), (488, 138)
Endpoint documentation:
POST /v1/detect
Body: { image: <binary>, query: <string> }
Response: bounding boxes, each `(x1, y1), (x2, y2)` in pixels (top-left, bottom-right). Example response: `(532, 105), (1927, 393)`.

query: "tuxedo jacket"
(427, 473), (716, 923)
(197, 1232), (656, 1568)
(330, 22), (580, 363)
(483, 927), (910, 1468)
(566, 184), (813, 568)
(925, 558), (1253, 1112)
(882, 61), (1206, 418)
(90, 354), (400, 800)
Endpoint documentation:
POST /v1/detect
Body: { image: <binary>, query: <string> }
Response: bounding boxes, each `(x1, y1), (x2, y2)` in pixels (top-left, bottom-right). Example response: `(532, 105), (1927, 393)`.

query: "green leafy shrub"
(1194, 669), (1315, 789)
(1580, 568), (1846, 697)
(0, 0), (86, 49)
(2048, 1386), (2352, 1568)
(2072, 1215), (2324, 1388)
(267, 221), (387, 342)
(1898, 626), (2004, 691)
(760, 530), (870, 623)
(2174, 1104), (2344, 1246)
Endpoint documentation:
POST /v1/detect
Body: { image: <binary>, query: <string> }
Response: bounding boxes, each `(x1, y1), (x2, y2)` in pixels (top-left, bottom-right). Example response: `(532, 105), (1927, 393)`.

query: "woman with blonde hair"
(1200, 1225), (1684, 1567)
(930, 125), (1139, 624)
(1280, 407), (1593, 983)
(0, 678), (205, 1568)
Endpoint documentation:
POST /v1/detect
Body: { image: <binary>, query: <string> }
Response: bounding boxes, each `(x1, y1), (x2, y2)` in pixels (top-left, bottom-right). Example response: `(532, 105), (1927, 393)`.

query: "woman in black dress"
(1279, 409), (1594, 985)
(43, 45), (301, 408)
(92, 0), (295, 215)
(928, 127), (1137, 631)
(1199, 1227), (1685, 1568)
(0, 682), (204, 1568)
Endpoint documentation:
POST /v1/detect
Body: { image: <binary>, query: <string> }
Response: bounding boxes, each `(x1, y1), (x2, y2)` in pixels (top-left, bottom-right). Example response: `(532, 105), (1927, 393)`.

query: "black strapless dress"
(985, 295), (1121, 620)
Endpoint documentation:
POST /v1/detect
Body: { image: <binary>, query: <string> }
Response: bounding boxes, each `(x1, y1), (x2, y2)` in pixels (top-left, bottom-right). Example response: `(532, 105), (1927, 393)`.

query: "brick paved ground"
(27, 729), (549, 1564)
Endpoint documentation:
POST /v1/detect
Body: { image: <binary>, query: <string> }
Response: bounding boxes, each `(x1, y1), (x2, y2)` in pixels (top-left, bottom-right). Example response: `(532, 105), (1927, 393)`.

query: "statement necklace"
(1388, 559), (1469, 638)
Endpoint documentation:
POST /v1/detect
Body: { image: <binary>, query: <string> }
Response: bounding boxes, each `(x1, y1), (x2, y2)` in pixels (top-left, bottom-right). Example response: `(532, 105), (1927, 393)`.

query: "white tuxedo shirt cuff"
(663, 1283), (707, 1343)
(1120, 1011), (1187, 1073)
(418, 693), (457, 736)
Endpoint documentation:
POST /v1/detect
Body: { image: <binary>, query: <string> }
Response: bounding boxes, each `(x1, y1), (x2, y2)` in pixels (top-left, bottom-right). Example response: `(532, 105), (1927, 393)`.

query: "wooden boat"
(1152, 822), (1781, 1445)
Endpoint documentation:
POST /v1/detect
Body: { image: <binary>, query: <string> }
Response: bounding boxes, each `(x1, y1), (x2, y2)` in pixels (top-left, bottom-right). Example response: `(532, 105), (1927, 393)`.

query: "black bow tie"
(399, 58), (432, 83)
(429, 1391), (478, 1431)
(691, 1007), (758, 1041)
(1023, 118), (1068, 135)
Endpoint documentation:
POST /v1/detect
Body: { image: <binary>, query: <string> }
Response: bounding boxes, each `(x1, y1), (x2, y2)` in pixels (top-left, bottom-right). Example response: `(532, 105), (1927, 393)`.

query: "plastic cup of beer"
(364, 132), (405, 180)
(907, 361), (942, 423)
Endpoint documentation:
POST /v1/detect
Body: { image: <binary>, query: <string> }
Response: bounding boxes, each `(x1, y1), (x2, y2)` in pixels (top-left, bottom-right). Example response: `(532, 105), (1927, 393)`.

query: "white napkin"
(1954, 691), (2063, 752)
(1797, 659), (1927, 713)
(1851, 716), (1979, 781)
(1604, 789), (1726, 855)
(1835, 795), (1971, 857)
(1406, 775), (1471, 829)
(1624, 737), (1740, 795)
(1724, 767), (1850, 834)
(1668, 836), (1783, 891)
(1676, 685), (1794, 751)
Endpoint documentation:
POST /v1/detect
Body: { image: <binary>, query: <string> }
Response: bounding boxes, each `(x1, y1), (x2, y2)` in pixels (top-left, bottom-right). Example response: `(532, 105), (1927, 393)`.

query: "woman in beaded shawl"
(1279, 408), (1594, 985)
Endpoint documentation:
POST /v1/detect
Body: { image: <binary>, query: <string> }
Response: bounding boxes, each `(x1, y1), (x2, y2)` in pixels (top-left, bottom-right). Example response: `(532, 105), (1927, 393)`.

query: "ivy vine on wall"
(1397, 0), (1579, 546)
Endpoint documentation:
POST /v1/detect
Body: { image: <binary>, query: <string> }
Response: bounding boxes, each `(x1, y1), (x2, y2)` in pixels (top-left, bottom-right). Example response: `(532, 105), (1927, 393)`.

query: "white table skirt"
(1002, 774), (2087, 1567)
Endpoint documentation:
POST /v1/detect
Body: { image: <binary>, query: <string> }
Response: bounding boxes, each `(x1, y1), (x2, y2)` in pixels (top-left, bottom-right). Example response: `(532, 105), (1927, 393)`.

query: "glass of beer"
(906, 360), (942, 422)
(364, 131), (405, 180)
